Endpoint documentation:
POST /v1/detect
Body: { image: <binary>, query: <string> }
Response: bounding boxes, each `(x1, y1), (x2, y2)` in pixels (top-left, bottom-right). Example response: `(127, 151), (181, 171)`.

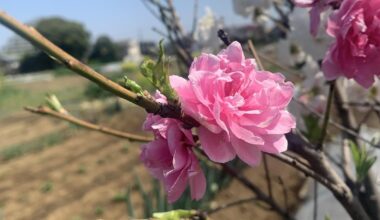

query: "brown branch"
(277, 177), (289, 213)
(263, 155), (274, 201)
(25, 106), (153, 142)
(268, 152), (344, 195)
(357, 107), (374, 131)
(334, 81), (380, 220)
(287, 132), (370, 220)
(248, 40), (264, 70)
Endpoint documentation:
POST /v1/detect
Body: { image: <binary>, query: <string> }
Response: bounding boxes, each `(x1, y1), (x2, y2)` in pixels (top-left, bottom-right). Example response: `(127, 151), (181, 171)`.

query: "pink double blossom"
(140, 92), (206, 203)
(322, 0), (380, 88)
(293, 0), (342, 36)
(170, 42), (296, 166)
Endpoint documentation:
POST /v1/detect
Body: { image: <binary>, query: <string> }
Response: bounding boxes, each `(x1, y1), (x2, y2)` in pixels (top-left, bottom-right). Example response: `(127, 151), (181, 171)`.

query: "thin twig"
(295, 100), (379, 148)
(152, 27), (169, 38)
(25, 106), (153, 142)
(246, 40), (274, 202)
(316, 82), (335, 151)
(268, 153), (343, 195)
(277, 176), (289, 213)
(190, 0), (198, 39)
(263, 155), (274, 200)
(357, 107), (374, 131)
(248, 40), (264, 70)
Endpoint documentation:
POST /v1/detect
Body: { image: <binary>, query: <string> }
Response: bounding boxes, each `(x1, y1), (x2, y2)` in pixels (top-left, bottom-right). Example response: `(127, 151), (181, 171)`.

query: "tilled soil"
(0, 106), (304, 220)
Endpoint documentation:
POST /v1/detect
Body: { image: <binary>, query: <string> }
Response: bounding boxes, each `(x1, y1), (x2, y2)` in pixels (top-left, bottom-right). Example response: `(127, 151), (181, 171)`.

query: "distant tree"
(19, 17), (90, 73)
(89, 35), (120, 63)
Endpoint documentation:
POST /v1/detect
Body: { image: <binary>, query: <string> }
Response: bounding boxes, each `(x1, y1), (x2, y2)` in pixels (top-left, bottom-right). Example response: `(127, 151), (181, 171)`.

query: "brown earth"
(0, 104), (305, 220)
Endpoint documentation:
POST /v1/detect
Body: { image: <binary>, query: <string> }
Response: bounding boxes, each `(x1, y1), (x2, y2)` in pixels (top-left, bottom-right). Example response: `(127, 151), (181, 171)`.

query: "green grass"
(0, 129), (70, 161)
(40, 181), (54, 193)
(0, 82), (85, 118)
(94, 206), (104, 216)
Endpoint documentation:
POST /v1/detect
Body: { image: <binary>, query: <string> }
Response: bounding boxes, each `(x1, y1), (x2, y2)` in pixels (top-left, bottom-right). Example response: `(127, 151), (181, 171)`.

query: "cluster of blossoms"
(294, 0), (380, 88)
(141, 42), (296, 202)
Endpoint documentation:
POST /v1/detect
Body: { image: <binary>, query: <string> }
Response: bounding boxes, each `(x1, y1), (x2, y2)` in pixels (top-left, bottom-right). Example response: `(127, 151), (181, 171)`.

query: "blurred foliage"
(122, 61), (139, 73)
(19, 17), (90, 73)
(115, 160), (242, 219)
(349, 141), (377, 183)
(302, 114), (322, 145)
(0, 81), (85, 118)
(140, 40), (177, 101)
(89, 35), (121, 63)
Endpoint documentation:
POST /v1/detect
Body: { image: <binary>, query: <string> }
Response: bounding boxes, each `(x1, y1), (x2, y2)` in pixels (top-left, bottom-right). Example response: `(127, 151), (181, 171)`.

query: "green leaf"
(140, 40), (177, 101)
(125, 187), (135, 218)
(135, 175), (152, 218)
(349, 140), (377, 183)
(302, 114), (322, 144)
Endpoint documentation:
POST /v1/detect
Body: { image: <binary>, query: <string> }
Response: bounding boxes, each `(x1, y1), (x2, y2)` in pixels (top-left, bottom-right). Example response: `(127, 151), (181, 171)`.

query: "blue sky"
(0, 0), (249, 48)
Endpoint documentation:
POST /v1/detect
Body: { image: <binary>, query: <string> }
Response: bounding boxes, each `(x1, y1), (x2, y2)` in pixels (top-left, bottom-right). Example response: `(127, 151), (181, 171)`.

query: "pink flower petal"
(198, 126), (236, 163)
(230, 135), (262, 166)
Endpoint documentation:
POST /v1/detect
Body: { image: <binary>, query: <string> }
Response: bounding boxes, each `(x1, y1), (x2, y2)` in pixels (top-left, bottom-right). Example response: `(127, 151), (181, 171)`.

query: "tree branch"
(287, 132), (370, 220)
(334, 81), (380, 220)
(24, 106), (153, 142)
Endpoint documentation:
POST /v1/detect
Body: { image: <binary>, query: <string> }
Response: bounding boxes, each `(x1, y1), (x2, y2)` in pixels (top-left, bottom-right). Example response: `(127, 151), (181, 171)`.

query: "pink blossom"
(322, 0), (380, 88)
(140, 92), (206, 203)
(170, 42), (296, 166)
(293, 0), (342, 36)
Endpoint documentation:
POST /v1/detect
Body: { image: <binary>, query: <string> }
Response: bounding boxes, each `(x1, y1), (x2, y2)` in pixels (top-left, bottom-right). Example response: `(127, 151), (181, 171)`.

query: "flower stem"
(316, 81), (335, 151)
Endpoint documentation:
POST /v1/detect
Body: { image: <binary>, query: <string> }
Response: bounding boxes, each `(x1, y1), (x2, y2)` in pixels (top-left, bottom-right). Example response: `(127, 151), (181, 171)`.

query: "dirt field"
(0, 76), (305, 220)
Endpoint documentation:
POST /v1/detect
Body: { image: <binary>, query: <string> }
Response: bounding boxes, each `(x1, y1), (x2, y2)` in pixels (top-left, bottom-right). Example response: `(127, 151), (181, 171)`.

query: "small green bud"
(45, 94), (67, 114)
(123, 76), (143, 95)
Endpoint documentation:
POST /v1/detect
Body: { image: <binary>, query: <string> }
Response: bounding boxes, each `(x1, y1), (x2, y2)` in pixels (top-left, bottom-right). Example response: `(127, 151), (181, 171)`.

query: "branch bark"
(287, 132), (370, 220)
(25, 106), (153, 142)
(334, 80), (380, 220)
